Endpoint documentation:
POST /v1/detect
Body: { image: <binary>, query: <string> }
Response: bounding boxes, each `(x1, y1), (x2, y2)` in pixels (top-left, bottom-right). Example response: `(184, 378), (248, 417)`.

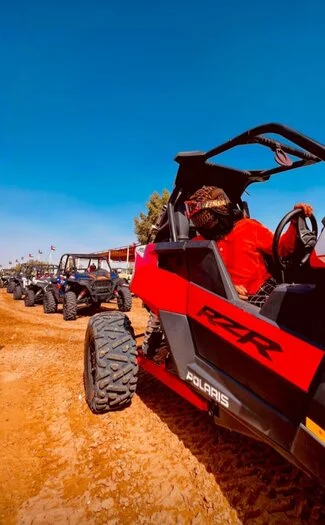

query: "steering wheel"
(272, 208), (318, 271)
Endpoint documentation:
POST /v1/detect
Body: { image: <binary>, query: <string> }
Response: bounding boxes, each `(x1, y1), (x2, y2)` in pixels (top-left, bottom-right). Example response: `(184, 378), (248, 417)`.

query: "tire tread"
(84, 312), (138, 414)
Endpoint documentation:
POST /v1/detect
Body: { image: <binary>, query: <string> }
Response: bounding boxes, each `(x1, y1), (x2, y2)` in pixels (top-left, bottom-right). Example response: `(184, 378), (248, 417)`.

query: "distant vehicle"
(43, 253), (132, 320)
(24, 265), (59, 307)
(0, 269), (15, 289)
(112, 267), (133, 284)
(11, 264), (35, 300)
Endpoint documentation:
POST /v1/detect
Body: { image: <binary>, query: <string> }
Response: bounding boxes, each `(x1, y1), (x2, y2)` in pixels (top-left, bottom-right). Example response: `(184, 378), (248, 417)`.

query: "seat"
(174, 206), (197, 241)
(259, 283), (325, 346)
(260, 283), (315, 321)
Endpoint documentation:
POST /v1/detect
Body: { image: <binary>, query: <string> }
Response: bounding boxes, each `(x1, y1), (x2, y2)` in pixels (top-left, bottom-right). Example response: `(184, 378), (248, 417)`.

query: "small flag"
(29, 253), (33, 258)
(50, 245), (56, 251)
(9, 261), (12, 265)
(38, 249), (43, 254)
(21, 256), (24, 261)
(15, 259), (19, 263)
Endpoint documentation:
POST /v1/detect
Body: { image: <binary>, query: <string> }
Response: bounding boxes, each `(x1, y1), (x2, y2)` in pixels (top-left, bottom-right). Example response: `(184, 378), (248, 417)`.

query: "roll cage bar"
(58, 253), (110, 273)
(155, 123), (325, 242)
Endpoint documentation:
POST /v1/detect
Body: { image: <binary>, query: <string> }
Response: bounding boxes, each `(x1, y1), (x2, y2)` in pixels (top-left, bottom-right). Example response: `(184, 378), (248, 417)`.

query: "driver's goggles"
(184, 198), (230, 219)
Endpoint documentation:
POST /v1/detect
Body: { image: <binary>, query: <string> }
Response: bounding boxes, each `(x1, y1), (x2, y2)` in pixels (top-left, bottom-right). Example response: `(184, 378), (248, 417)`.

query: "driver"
(186, 186), (313, 307)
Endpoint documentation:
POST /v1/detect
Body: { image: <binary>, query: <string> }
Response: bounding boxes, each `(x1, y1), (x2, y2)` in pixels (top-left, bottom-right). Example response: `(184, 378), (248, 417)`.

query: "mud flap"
(291, 423), (325, 485)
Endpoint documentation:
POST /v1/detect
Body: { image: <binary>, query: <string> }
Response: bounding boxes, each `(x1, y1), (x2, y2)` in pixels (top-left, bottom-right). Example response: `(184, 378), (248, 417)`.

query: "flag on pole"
(15, 259), (19, 263)
(21, 256), (24, 261)
(38, 249), (43, 254)
(29, 253), (33, 258)
(9, 261), (12, 265)
(50, 245), (56, 251)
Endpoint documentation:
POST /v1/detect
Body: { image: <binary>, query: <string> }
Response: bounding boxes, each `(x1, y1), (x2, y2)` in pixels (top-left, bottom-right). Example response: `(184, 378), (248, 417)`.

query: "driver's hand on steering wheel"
(293, 203), (314, 219)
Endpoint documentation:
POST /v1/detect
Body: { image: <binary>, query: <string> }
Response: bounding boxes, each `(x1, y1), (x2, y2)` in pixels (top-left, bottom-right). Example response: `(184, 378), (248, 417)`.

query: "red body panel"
(188, 284), (323, 392)
(138, 354), (208, 411)
(310, 251), (325, 269)
(131, 244), (187, 315)
(132, 244), (324, 394)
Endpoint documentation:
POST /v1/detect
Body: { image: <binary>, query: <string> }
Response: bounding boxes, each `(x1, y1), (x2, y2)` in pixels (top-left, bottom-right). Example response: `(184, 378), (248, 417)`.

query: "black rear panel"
(187, 247), (227, 298)
(291, 424), (325, 485)
(308, 367), (325, 429)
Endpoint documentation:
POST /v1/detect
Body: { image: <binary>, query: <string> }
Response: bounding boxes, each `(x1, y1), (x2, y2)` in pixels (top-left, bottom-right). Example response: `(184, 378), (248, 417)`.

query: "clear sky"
(1, 0), (325, 266)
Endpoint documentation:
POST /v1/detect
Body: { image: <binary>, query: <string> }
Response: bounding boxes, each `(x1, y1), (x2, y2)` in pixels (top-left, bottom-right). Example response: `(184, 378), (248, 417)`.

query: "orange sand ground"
(1, 290), (325, 524)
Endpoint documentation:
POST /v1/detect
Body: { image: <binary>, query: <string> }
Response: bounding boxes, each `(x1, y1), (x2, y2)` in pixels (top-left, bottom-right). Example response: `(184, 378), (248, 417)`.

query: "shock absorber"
(77, 289), (87, 301)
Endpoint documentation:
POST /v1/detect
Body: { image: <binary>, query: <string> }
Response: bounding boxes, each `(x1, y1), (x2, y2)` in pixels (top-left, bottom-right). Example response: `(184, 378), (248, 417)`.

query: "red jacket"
(195, 218), (296, 295)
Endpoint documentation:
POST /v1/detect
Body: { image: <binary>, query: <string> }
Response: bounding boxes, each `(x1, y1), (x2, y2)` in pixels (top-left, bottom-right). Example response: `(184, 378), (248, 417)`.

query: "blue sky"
(1, 0), (325, 266)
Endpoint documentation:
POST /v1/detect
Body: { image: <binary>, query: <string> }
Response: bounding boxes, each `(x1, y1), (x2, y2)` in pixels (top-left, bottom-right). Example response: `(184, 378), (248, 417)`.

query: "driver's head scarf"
(185, 186), (235, 240)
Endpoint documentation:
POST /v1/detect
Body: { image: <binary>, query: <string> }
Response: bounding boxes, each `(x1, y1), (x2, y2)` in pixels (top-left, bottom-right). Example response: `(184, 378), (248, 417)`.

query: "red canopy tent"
(96, 243), (138, 263)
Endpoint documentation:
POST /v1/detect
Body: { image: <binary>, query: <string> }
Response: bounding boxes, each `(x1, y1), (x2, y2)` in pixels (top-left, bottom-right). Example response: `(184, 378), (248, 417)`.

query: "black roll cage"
(155, 123), (325, 243)
(58, 253), (111, 274)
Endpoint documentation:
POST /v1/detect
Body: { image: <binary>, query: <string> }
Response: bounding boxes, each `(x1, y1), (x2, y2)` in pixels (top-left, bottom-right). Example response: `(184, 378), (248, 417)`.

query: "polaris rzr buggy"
(0, 270), (14, 289)
(84, 123), (325, 486)
(6, 278), (15, 293)
(24, 265), (59, 307)
(4, 269), (18, 293)
(43, 253), (132, 321)
(11, 264), (35, 300)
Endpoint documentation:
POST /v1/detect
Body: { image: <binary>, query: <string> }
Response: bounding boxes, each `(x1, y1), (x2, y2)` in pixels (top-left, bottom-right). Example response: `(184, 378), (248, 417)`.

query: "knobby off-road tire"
(117, 287), (132, 312)
(43, 290), (57, 314)
(63, 290), (77, 321)
(7, 282), (15, 293)
(84, 312), (138, 414)
(13, 285), (23, 300)
(142, 311), (163, 358)
(24, 289), (35, 307)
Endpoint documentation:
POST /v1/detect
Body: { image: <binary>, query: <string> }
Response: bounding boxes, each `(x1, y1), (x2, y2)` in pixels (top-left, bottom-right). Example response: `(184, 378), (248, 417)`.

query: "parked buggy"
(43, 253), (132, 320)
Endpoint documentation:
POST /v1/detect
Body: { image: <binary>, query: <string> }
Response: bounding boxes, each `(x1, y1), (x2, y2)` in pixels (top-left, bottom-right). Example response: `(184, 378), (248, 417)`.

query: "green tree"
(134, 189), (170, 244)
(14, 260), (49, 272)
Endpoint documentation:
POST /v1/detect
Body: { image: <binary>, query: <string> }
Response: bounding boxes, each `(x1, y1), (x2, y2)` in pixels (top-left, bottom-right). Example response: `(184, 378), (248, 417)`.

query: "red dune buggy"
(84, 123), (325, 486)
